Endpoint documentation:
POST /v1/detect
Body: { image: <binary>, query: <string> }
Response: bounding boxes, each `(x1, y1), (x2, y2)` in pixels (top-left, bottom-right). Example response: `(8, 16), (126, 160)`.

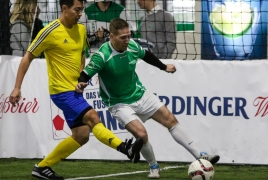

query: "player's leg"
(125, 121), (160, 179)
(125, 119), (157, 165)
(151, 105), (200, 157)
(68, 92), (143, 161)
(151, 105), (220, 164)
(32, 92), (142, 179)
(37, 126), (88, 166)
(140, 142), (160, 179)
(109, 100), (160, 179)
(129, 90), (165, 179)
(69, 92), (143, 161)
(32, 125), (88, 179)
(32, 135), (80, 179)
(82, 107), (143, 161)
(71, 92), (143, 161)
(32, 92), (90, 179)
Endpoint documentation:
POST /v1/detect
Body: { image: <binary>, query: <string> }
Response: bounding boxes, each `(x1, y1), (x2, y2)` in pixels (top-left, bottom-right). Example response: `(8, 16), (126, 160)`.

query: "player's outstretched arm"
(141, 50), (176, 73)
(9, 51), (35, 106)
(141, 50), (166, 70)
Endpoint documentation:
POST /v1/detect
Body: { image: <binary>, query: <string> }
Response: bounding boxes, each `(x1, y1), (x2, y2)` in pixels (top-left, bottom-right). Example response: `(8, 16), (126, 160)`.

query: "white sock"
(141, 141), (157, 166)
(169, 123), (200, 159)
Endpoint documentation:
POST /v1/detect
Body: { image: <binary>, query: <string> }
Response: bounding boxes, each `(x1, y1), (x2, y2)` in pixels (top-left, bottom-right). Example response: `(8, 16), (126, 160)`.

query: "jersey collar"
(108, 41), (127, 54)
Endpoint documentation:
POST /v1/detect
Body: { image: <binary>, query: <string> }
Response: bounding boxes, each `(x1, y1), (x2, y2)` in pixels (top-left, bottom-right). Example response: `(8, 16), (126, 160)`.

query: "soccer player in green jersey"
(76, 18), (220, 179)
(9, 0), (143, 179)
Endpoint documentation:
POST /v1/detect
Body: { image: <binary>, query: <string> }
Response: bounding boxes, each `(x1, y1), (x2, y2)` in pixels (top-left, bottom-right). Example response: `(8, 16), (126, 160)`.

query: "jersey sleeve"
(84, 52), (105, 77)
(27, 26), (54, 57)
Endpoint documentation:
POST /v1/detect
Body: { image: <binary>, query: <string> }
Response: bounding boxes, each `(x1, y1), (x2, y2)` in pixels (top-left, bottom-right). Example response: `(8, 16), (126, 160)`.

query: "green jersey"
(84, 39), (146, 107)
(82, 2), (133, 33)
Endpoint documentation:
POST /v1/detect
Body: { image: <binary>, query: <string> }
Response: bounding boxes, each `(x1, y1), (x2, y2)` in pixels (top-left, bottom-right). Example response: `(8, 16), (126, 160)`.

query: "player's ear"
(110, 33), (114, 39)
(62, 5), (67, 11)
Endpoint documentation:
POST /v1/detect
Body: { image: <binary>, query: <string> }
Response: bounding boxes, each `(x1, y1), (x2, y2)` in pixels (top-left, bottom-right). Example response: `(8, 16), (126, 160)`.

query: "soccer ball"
(188, 159), (214, 180)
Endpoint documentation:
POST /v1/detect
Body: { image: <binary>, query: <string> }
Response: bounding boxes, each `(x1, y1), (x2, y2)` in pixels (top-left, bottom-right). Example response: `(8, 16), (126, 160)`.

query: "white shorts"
(108, 90), (164, 127)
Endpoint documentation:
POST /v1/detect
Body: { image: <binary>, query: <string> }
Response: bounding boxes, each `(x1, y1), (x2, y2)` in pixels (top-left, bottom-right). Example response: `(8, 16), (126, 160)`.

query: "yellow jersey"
(28, 19), (88, 94)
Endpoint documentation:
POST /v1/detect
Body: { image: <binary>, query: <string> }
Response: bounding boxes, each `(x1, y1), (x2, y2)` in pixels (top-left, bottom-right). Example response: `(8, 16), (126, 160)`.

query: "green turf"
(0, 158), (267, 179)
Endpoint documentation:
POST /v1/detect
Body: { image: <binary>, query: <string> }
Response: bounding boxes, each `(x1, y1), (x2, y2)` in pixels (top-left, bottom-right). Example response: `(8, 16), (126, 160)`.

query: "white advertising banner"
(1, 55), (268, 164)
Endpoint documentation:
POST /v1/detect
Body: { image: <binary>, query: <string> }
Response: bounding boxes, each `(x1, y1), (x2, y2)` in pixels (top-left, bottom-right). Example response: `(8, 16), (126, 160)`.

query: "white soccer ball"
(188, 159), (215, 180)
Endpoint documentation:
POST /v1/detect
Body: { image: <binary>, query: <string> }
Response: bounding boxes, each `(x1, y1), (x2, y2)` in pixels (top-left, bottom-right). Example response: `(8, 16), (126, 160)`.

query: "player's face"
(110, 28), (131, 52)
(64, 0), (84, 25)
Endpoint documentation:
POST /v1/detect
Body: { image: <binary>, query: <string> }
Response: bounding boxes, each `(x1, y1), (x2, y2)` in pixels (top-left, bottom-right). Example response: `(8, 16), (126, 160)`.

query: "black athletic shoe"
(117, 137), (143, 163)
(31, 164), (64, 179)
(126, 138), (144, 163)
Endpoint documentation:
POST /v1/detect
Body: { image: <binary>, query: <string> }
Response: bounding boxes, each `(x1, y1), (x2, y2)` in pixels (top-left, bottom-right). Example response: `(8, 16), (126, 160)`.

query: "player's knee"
(83, 109), (101, 128)
(169, 113), (178, 124)
(73, 133), (89, 145)
(162, 112), (178, 129)
(72, 127), (89, 146)
(136, 129), (148, 143)
(80, 136), (89, 145)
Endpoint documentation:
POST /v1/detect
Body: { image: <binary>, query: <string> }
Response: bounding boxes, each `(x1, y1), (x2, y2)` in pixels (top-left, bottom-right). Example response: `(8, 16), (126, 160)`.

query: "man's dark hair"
(59, 0), (85, 9)
(110, 18), (129, 35)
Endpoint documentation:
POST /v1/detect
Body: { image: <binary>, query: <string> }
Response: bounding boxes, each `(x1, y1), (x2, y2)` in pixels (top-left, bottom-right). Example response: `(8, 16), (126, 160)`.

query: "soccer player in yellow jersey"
(8, 0), (143, 179)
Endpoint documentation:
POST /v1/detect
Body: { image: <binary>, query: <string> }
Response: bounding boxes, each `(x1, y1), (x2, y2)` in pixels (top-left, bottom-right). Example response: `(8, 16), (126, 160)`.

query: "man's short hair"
(60, 0), (85, 9)
(110, 18), (129, 35)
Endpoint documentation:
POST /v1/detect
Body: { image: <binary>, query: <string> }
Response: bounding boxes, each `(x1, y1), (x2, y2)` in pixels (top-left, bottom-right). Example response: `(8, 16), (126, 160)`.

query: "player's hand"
(95, 27), (110, 41)
(165, 64), (176, 73)
(9, 88), (21, 107)
(75, 82), (88, 93)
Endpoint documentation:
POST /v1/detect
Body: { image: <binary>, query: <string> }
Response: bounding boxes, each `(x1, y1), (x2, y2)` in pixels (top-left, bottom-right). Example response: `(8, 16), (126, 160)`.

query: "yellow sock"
(92, 123), (122, 149)
(38, 136), (81, 167)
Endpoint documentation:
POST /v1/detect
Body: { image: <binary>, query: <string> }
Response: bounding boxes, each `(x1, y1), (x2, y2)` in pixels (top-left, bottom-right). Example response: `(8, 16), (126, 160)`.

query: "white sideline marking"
(65, 165), (186, 180)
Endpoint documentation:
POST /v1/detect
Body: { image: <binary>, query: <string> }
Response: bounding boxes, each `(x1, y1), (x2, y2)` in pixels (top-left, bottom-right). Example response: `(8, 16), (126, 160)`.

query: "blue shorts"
(50, 91), (92, 128)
